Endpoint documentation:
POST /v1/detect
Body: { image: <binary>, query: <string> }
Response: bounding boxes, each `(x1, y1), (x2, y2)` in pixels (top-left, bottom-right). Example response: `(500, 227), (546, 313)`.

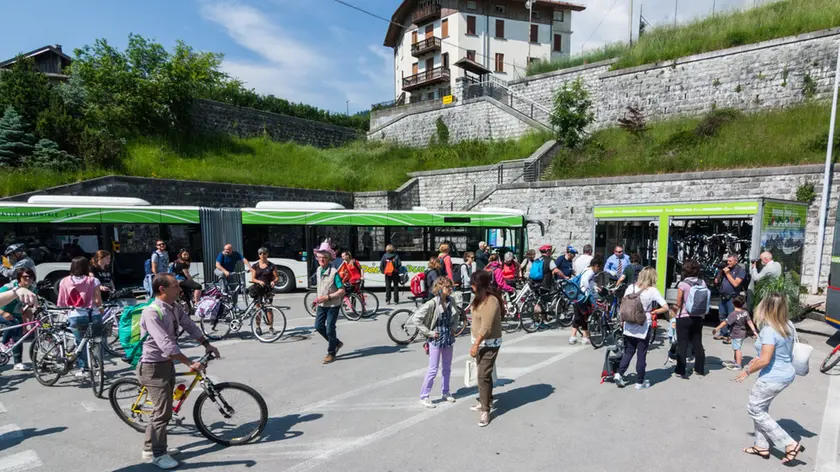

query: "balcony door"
(425, 24), (433, 39)
(426, 57), (434, 79)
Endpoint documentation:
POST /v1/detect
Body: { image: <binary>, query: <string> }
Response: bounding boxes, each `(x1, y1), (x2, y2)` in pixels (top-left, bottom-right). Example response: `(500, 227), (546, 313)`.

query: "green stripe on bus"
(594, 202), (760, 218)
(242, 210), (523, 227)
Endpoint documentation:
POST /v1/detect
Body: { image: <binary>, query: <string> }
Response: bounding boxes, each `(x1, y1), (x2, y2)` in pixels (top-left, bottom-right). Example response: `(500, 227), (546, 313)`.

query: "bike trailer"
(196, 287), (224, 321)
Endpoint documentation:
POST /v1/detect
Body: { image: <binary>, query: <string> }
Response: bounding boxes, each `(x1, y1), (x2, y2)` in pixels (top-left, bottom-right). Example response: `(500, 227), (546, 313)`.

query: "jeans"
(718, 298), (735, 337)
(476, 346), (499, 412)
(675, 317), (706, 376)
(384, 274), (401, 304)
(420, 344), (453, 399)
(618, 329), (650, 383)
(315, 305), (342, 355)
(748, 379), (796, 449)
(68, 314), (103, 370)
(0, 317), (23, 364)
(138, 361), (175, 457)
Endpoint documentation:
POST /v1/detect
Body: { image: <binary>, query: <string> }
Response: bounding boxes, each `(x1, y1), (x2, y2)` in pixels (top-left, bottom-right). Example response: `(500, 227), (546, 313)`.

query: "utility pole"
(526, 1), (533, 65)
(712, 0), (716, 16)
(674, 0), (678, 27)
(629, 0), (634, 45)
(346, 100), (350, 115)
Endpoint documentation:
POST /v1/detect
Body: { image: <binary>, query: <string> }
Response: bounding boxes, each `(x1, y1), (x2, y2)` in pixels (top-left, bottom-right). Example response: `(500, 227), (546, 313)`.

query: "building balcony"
(411, 3), (441, 25)
(402, 67), (450, 91)
(410, 37), (442, 57)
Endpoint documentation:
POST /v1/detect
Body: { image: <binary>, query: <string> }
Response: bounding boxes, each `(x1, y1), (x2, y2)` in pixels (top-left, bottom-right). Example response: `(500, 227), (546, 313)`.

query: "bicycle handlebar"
(198, 352), (217, 366)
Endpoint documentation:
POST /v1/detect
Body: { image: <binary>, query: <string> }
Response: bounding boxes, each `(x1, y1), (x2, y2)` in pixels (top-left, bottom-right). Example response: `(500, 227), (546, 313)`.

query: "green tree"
(0, 56), (51, 127)
(26, 138), (80, 171)
(550, 77), (594, 149)
(0, 106), (35, 167)
(35, 89), (84, 156)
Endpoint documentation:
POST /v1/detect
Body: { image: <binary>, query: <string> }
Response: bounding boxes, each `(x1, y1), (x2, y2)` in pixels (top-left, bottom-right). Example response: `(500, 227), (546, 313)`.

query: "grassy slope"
(0, 132), (551, 197)
(547, 101), (836, 180)
(528, 0), (840, 76)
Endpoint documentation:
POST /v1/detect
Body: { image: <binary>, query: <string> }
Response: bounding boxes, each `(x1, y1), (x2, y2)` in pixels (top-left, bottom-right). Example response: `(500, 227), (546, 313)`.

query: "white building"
(383, 0), (586, 104)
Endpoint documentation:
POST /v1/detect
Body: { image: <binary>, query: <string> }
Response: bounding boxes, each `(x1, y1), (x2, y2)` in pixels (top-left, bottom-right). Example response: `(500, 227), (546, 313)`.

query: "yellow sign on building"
(442, 95), (454, 105)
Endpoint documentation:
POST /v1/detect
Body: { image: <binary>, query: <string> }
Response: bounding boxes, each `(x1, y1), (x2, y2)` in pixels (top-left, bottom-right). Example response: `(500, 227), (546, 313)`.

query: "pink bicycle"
(0, 312), (49, 368)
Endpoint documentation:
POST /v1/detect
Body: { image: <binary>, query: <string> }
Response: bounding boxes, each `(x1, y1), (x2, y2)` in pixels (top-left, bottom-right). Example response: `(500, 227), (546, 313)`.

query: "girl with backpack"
(424, 258), (442, 300)
(380, 244), (402, 305)
(409, 277), (460, 408)
(673, 259), (707, 378)
(339, 251), (364, 294)
(57, 256), (103, 376)
(438, 243), (454, 280)
(613, 267), (670, 390)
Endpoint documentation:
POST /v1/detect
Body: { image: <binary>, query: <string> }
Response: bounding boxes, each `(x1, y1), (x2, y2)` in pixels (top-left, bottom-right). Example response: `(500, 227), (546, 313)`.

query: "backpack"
(684, 279), (711, 316)
(118, 298), (156, 367)
(529, 258), (546, 281)
(144, 258), (152, 276)
(619, 287), (647, 325)
(563, 269), (590, 305)
(451, 262), (463, 285)
(384, 257), (396, 276)
(399, 266), (409, 285)
(410, 272), (426, 297)
(196, 287), (224, 320)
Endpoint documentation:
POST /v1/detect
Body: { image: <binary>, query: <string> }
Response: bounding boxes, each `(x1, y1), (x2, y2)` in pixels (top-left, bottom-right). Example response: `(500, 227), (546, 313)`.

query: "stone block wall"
(191, 99), (361, 148)
(468, 165), (835, 290)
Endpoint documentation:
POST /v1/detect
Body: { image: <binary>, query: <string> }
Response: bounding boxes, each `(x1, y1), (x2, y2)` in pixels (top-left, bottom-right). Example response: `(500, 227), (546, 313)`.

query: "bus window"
(165, 224), (203, 263)
(355, 226), (385, 261)
(386, 227), (426, 261)
(243, 225), (305, 260)
(431, 227), (483, 258)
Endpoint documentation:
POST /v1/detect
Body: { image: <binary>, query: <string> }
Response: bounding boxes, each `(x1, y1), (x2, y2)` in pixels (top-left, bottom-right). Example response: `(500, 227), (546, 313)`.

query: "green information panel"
(760, 201), (807, 277)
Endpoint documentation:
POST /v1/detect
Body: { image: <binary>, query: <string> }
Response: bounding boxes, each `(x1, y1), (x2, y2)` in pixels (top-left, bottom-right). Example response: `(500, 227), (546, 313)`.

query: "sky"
(0, 0), (771, 114)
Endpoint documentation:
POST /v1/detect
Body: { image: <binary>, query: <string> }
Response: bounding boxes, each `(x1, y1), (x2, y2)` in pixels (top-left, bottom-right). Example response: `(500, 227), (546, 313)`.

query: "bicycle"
(108, 353), (268, 446)
(199, 290), (287, 343)
(587, 290), (623, 349)
(31, 308), (106, 398)
(386, 297), (466, 346)
(0, 309), (55, 368)
(303, 282), (379, 321)
(820, 343), (840, 373)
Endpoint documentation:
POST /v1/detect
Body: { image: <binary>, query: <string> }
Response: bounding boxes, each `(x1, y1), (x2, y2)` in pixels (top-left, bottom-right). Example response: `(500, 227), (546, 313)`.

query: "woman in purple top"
(672, 259), (706, 378)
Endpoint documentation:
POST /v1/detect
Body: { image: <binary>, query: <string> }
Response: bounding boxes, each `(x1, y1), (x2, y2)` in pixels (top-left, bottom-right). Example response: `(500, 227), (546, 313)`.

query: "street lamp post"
(674, 0), (678, 27)
(526, 0), (533, 69)
(346, 100), (350, 115)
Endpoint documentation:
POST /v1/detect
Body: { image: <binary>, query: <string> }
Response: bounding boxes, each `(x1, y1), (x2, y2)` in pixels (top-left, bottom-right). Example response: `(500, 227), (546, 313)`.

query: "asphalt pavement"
(1, 291), (840, 472)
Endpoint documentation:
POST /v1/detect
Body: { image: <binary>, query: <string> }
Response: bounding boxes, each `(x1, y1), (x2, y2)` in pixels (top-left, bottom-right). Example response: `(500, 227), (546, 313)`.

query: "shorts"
(572, 303), (591, 329)
(731, 337), (744, 351)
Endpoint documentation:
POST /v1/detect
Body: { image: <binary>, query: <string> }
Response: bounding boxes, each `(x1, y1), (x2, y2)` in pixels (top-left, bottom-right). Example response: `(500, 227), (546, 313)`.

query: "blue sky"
(0, 0), (759, 113)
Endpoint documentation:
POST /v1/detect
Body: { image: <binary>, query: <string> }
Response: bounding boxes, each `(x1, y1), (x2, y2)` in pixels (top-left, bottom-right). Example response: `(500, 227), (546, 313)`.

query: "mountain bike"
(303, 283), (379, 321)
(386, 300), (466, 346)
(199, 291), (287, 343)
(31, 308), (106, 398)
(0, 309), (54, 368)
(108, 353), (267, 446)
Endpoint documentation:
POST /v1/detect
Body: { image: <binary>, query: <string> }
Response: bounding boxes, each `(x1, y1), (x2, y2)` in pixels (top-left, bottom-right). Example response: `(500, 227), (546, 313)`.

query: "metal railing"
(441, 159), (527, 211)
(460, 77), (554, 127)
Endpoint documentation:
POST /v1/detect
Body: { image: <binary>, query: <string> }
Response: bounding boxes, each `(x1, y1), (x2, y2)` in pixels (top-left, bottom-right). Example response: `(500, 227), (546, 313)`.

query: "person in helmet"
(530, 245), (561, 289)
(1, 244), (35, 280)
(554, 245), (577, 281)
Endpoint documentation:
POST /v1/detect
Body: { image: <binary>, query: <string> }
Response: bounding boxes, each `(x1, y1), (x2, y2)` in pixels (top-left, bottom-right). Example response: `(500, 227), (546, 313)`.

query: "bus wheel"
(275, 267), (295, 293)
(44, 272), (67, 304)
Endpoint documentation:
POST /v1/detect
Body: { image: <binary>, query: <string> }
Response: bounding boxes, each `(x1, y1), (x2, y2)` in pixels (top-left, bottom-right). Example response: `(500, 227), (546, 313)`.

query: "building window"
(442, 52), (450, 69)
(553, 34), (562, 52)
(495, 19), (505, 39)
(532, 10), (541, 19)
(467, 1), (476, 10)
(554, 10), (565, 22)
(528, 57), (540, 65)
(466, 15), (476, 35)
(411, 30), (418, 44)
(425, 24), (433, 38)
(495, 53), (504, 73)
(495, 5), (505, 14)
(442, 18), (449, 38)
(466, 50), (476, 61)
(530, 24), (539, 43)
(412, 62), (418, 74)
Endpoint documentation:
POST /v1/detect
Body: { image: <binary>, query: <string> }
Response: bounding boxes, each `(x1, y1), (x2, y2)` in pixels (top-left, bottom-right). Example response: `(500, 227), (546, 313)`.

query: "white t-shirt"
(579, 268), (596, 296)
(573, 254), (593, 276)
(622, 284), (667, 339)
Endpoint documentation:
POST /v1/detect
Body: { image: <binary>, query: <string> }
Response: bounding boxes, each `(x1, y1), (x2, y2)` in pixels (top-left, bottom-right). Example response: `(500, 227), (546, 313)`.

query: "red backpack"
(410, 272), (426, 297)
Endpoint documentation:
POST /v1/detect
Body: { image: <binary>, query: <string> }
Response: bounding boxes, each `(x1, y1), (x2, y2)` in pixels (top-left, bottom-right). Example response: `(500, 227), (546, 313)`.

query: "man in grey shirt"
(750, 251), (782, 290)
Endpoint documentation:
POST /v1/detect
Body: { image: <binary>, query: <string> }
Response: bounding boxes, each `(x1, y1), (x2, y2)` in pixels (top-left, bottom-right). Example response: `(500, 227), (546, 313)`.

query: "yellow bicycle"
(108, 353), (267, 446)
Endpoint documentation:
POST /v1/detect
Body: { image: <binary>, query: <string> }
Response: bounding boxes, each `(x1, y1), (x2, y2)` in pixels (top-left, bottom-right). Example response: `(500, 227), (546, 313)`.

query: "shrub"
(78, 127), (125, 168)
(550, 78), (594, 149)
(694, 108), (742, 138)
(618, 106), (648, 139)
(753, 272), (804, 321)
(435, 117), (450, 145)
(26, 139), (81, 171)
(0, 106), (35, 167)
(796, 182), (817, 204)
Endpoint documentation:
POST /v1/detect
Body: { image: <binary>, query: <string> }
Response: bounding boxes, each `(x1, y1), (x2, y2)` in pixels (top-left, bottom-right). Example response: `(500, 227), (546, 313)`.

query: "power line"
(580, 0), (621, 53)
(329, 0), (536, 72)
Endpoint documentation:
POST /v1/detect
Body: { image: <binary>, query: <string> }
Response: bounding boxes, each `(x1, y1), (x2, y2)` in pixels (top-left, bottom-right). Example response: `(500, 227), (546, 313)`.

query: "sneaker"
(613, 373), (626, 388)
(420, 398), (436, 409)
(335, 341), (344, 355)
(722, 338), (732, 345)
(687, 356), (695, 363)
(470, 403), (483, 411)
(268, 328), (276, 336)
(255, 327), (263, 336)
(635, 380), (651, 390)
(478, 411), (490, 427)
(672, 371), (688, 379)
(581, 338), (592, 345)
(441, 394), (456, 403)
(322, 354), (335, 364)
(568, 336), (578, 345)
(726, 364), (743, 371)
(74, 370), (87, 378)
(151, 454), (179, 470)
(143, 448), (181, 460)
(713, 335), (725, 340)
(12, 363), (31, 372)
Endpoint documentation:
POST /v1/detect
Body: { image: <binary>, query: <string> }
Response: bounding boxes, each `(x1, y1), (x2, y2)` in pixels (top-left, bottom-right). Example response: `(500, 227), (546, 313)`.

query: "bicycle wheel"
(554, 298), (575, 328)
(31, 331), (64, 386)
(502, 304), (522, 334)
(387, 308), (418, 345)
(521, 300), (540, 333)
(342, 295), (363, 321)
(108, 377), (151, 433)
(303, 291), (317, 317)
(821, 346), (840, 373)
(102, 317), (124, 358)
(453, 306), (468, 337)
(250, 306), (286, 343)
(88, 341), (105, 398)
(193, 381), (268, 446)
(200, 308), (232, 341)
(588, 311), (606, 348)
(358, 290), (380, 318)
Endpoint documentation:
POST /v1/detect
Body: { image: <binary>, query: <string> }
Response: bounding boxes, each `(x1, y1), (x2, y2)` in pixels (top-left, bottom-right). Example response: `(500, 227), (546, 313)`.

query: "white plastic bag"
(464, 359), (498, 388)
(791, 324), (812, 376)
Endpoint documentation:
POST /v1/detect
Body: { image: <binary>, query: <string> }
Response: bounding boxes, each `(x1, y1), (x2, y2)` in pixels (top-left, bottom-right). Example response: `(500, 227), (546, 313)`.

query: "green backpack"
(118, 299), (157, 367)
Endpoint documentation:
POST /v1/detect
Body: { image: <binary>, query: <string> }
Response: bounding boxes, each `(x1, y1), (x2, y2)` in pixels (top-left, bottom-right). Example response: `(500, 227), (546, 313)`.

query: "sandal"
(782, 443), (805, 465)
(742, 446), (770, 459)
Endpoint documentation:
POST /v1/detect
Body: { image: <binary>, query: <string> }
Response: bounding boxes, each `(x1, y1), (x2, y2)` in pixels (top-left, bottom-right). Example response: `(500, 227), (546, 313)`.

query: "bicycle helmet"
(538, 244), (553, 254)
(4, 243), (24, 256)
(566, 245), (578, 255)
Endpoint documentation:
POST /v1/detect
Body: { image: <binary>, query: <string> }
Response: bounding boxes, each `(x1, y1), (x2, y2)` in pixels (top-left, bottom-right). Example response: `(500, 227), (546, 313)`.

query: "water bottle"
(173, 383), (187, 401)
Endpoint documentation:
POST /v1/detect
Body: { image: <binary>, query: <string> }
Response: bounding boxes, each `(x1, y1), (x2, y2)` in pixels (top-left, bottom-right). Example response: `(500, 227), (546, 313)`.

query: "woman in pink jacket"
(485, 255), (515, 295)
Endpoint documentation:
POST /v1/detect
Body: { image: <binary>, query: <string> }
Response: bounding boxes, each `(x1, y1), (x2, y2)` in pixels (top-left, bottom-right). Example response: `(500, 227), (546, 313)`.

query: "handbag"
(790, 323), (812, 376)
(463, 359), (499, 388)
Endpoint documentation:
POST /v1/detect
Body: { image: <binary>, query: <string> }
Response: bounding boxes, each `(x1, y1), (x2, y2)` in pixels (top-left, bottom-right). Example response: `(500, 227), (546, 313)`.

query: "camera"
(716, 262), (728, 269)
(751, 258), (760, 264)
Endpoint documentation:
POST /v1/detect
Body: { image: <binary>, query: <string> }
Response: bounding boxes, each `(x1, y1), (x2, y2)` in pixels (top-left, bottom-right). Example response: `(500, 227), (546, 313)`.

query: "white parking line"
(0, 450), (42, 472)
(0, 423), (23, 442)
(816, 373), (840, 472)
(0, 402), (6, 414)
(285, 346), (583, 472)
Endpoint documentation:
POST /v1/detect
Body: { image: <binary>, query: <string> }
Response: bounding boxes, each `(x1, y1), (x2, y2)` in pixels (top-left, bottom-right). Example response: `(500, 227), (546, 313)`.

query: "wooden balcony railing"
(411, 37), (442, 57)
(411, 3), (441, 24)
(402, 67), (450, 91)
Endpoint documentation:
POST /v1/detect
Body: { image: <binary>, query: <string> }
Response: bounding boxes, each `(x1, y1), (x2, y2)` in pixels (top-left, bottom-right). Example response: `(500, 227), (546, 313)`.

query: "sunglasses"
(20, 275), (32, 280)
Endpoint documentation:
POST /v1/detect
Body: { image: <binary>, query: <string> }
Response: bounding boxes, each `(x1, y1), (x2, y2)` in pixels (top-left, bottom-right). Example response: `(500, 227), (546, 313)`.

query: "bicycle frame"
(129, 370), (206, 417)
(0, 318), (43, 360)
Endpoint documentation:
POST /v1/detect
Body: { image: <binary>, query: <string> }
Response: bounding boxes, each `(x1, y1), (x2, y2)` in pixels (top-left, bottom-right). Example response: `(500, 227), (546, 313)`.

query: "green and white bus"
(0, 196), (542, 294)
